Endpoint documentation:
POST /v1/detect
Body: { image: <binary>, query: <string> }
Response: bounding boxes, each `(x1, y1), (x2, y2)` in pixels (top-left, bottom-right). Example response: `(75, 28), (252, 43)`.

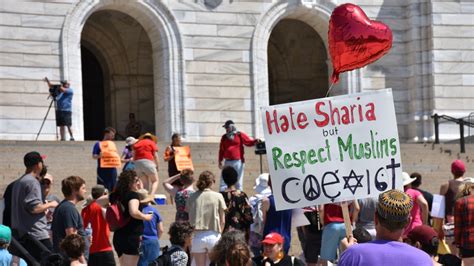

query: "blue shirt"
(51, 200), (86, 252)
(263, 195), (292, 253)
(142, 205), (162, 240)
(0, 249), (27, 266)
(56, 87), (73, 111)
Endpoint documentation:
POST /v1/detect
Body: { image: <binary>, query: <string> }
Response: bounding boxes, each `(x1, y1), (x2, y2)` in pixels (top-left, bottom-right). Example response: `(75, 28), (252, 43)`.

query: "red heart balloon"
(329, 3), (392, 83)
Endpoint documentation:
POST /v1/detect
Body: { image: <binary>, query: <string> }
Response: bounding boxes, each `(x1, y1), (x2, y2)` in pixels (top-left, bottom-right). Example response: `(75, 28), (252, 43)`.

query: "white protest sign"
(431, 194), (446, 219)
(261, 89), (403, 211)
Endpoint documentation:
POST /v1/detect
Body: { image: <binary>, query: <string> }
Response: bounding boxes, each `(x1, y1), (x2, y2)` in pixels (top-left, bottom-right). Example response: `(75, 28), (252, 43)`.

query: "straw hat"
(139, 132), (157, 143)
(137, 189), (156, 204)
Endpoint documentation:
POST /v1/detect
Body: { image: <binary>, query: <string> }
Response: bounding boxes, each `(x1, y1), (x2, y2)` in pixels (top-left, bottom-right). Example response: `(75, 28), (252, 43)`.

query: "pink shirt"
(403, 188), (422, 236)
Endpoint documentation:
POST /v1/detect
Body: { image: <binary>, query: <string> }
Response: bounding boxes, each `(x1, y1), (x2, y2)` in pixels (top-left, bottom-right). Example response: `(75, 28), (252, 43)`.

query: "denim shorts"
(320, 222), (346, 261)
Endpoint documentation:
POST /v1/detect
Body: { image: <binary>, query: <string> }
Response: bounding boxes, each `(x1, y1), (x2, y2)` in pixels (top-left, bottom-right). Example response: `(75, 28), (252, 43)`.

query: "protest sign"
(100, 141), (121, 168)
(261, 89), (403, 210)
(431, 194), (446, 219)
(174, 146), (194, 171)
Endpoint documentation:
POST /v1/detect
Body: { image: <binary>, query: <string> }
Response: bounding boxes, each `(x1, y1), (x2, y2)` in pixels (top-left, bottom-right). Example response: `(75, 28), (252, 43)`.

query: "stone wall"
(0, 1), (73, 140)
(0, 0), (473, 142)
(431, 1), (474, 139)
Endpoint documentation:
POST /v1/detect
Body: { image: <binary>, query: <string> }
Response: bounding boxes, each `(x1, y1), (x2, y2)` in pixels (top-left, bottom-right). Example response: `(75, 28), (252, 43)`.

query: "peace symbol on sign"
(303, 174), (321, 201)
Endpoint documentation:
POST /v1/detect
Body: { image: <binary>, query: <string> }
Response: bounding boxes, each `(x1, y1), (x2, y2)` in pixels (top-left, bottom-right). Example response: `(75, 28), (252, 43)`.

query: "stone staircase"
(1, 141), (473, 256)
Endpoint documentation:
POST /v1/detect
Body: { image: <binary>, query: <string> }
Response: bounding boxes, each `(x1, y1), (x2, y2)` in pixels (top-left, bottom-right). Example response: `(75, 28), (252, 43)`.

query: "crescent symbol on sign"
(281, 177), (300, 203)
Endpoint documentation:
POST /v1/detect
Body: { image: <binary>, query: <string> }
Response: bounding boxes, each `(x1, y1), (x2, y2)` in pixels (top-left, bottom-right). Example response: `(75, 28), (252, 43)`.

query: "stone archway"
(268, 19), (328, 105)
(61, 0), (184, 141)
(80, 10), (155, 139)
(251, 1), (362, 138)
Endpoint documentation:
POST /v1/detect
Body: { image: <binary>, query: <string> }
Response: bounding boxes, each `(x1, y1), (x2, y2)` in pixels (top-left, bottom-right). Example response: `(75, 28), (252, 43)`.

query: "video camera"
(255, 141), (266, 155)
(44, 77), (64, 98)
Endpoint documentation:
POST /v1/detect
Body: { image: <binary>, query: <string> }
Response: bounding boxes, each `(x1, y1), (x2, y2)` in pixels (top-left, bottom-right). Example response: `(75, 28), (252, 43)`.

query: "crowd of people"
(0, 120), (473, 266)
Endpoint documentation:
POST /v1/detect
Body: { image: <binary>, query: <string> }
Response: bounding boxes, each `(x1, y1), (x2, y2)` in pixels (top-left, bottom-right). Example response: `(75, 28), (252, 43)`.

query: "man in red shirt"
(218, 120), (259, 191)
(81, 185), (115, 266)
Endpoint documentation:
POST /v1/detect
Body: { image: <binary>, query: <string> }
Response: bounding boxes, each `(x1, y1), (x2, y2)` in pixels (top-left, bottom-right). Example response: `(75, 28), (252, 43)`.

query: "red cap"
(451, 160), (466, 177)
(261, 232), (284, 245)
(407, 225), (438, 246)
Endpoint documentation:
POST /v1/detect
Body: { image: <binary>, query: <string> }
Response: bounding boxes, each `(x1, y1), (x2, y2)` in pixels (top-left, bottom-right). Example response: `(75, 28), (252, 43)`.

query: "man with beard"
(51, 176), (87, 263)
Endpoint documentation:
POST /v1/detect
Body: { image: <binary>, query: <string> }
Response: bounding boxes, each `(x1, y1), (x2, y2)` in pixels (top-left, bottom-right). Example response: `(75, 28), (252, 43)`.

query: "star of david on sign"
(343, 170), (364, 194)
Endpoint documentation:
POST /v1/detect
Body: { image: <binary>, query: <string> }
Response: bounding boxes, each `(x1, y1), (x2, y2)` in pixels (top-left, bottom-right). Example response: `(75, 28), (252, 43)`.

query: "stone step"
(1, 141), (473, 256)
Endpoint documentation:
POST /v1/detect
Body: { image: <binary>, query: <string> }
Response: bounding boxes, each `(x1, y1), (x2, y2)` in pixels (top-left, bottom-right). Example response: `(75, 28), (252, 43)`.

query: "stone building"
(0, 0), (473, 142)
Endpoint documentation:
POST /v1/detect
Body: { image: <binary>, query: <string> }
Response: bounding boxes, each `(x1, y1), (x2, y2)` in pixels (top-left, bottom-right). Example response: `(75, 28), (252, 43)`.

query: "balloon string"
(326, 82), (335, 97)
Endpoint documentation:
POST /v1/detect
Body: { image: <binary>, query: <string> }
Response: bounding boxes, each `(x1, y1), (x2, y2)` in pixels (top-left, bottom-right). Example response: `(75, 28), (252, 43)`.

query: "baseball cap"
(222, 120), (234, 128)
(407, 225), (438, 246)
(24, 151), (45, 168)
(451, 160), (466, 176)
(125, 136), (138, 146)
(261, 232), (284, 245)
(43, 173), (53, 183)
(0, 225), (12, 244)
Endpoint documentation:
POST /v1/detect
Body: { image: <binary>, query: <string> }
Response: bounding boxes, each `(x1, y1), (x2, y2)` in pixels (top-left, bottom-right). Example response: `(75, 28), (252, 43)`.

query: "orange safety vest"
(100, 141), (121, 168)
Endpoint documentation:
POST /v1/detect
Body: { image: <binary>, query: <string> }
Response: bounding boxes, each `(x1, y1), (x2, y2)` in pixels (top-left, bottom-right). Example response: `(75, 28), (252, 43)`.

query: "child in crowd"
(138, 189), (164, 266)
(60, 234), (87, 266)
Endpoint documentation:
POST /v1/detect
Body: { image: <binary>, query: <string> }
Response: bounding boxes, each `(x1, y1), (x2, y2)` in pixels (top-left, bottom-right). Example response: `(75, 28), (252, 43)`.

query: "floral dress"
(221, 190), (253, 238)
(175, 189), (194, 221)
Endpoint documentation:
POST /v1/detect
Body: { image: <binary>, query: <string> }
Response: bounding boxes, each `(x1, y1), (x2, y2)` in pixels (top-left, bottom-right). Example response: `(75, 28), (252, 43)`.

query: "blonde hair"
(455, 182), (474, 201)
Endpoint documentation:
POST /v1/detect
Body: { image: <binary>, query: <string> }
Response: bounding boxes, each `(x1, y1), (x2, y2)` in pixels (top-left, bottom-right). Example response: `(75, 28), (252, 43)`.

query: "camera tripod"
(35, 97), (59, 141)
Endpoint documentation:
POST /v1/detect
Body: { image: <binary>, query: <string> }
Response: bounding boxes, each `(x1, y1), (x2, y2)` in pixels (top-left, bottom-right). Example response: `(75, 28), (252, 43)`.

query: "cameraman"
(44, 78), (75, 141)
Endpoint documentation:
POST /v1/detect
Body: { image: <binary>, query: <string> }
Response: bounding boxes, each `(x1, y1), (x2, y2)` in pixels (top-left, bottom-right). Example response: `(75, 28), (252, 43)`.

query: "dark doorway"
(268, 19), (328, 105)
(81, 46), (105, 140)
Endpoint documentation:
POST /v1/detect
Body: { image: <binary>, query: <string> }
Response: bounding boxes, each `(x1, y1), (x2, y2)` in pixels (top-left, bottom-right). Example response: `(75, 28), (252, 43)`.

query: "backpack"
(149, 246), (181, 266)
(105, 200), (130, 231)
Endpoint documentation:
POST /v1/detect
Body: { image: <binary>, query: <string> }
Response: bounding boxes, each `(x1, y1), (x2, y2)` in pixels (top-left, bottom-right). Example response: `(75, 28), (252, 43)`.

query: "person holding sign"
(134, 133), (160, 200)
(320, 201), (359, 265)
(339, 190), (432, 266)
(164, 133), (183, 178)
(92, 127), (120, 191)
(218, 120), (259, 191)
(261, 177), (292, 254)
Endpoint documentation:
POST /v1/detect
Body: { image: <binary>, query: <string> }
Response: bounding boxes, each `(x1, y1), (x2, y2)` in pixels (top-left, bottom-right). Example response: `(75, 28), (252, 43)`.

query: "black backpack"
(149, 246), (182, 266)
